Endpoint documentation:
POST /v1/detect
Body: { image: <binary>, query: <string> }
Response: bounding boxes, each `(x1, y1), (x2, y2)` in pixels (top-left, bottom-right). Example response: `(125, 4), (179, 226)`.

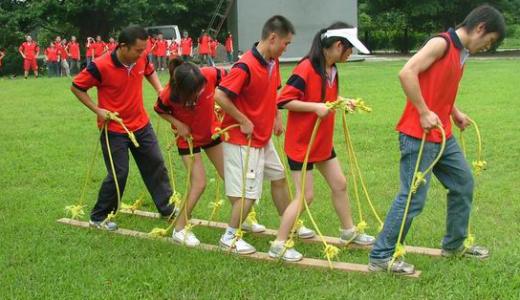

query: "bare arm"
(283, 100), (330, 118)
(70, 85), (109, 120)
(214, 89), (253, 134)
(399, 37), (447, 130)
(145, 72), (163, 96)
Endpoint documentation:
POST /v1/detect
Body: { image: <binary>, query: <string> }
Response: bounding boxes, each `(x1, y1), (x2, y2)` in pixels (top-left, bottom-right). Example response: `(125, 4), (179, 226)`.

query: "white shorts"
(223, 139), (285, 200)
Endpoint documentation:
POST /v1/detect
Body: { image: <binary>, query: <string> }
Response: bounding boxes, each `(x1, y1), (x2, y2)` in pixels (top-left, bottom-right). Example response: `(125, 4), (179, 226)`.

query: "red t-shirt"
(154, 39), (167, 56)
(154, 67), (227, 148)
(0, 50), (4, 67)
(56, 43), (68, 60)
(68, 42), (80, 59)
(181, 38), (192, 56)
(19, 42), (39, 60)
(92, 42), (106, 57)
(210, 40), (218, 58)
(146, 38), (155, 54)
(217, 45), (281, 148)
(396, 29), (465, 143)
(198, 35), (211, 55)
(107, 42), (117, 52)
(45, 47), (59, 62)
(278, 58), (338, 162)
(225, 36), (233, 52)
(72, 52), (155, 133)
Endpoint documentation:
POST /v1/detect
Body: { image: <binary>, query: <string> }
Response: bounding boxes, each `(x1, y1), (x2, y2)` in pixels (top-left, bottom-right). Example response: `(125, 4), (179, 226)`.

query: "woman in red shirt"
(44, 42), (59, 77)
(271, 22), (375, 261)
(154, 58), (227, 247)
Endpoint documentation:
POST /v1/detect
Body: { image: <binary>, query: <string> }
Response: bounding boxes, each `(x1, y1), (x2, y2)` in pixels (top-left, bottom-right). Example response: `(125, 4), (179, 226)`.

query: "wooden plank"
(57, 218), (420, 277)
(120, 209), (441, 257)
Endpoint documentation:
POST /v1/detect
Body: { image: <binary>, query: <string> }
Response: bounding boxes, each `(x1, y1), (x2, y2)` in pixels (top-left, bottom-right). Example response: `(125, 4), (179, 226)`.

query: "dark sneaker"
(441, 245), (490, 259)
(368, 259), (416, 275)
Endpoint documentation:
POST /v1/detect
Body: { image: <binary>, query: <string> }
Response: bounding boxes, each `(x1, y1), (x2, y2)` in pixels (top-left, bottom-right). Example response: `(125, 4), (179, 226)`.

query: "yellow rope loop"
(411, 171), (427, 194)
(323, 244), (341, 268)
(472, 160), (487, 176)
(463, 233), (475, 250)
(351, 98), (372, 112)
(356, 220), (368, 234)
(148, 227), (169, 238)
(168, 191), (182, 207)
(64, 204), (86, 220)
(214, 103), (225, 122)
(211, 124), (240, 141)
(121, 199), (144, 213)
(245, 211), (258, 225)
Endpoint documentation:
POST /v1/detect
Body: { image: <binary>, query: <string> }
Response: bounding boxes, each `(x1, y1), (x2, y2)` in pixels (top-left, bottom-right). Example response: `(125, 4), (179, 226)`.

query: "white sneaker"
(340, 227), (375, 246)
(219, 235), (256, 254)
(172, 228), (200, 247)
(268, 241), (303, 262)
(297, 225), (315, 239)
(241, 220), (266, 233)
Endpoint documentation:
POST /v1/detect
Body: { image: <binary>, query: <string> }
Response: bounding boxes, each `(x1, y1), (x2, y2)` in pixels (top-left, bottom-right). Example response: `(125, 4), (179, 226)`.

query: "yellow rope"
(459, 118), (486, 255)
(100, 121), (122, 226)
(388, 126), (446, 271)
(211, 124), (241, 141)
(106, 112), (139, 148)
(65, 137), (100, 219)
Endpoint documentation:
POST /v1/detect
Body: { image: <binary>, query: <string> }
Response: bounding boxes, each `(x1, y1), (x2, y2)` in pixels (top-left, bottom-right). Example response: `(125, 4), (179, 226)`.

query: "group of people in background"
(4, 29), (234, 79)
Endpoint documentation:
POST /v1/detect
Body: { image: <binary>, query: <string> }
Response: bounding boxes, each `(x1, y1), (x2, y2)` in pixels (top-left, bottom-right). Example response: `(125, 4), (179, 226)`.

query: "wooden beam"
(57, 218), (421, 277)
(120, 209), (442, 257)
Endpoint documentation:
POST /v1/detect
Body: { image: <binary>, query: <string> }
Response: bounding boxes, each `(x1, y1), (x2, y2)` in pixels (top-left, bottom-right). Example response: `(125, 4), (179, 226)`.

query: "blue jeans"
(370, 133), (474, 261)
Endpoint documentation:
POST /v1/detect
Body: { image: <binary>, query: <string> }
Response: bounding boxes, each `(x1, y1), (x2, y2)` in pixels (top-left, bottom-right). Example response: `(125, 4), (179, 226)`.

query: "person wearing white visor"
(320, 27), (371, 54)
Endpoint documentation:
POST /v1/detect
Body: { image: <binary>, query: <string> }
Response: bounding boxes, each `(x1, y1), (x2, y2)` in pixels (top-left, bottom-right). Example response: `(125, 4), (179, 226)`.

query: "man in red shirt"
(153, 33), (167, 71)
(368, 5), (506, 275)
(180, 31), (192, 62)
(225, 32), (234, 63)
(107, 37), (118, 52)
(59, 38), (71, 77)
(93, 35), (107, 58)
(70, 25), (176, 230)
(67, 36), (81, 75)
(85, 37), (95, 65)
(19, 35), (40, 79)
(214, 15), (295, 254)
(44, 42), (59, 77)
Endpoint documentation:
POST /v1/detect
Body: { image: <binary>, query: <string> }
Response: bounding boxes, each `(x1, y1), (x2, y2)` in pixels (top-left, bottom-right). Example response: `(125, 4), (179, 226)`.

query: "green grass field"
(1, 59), (519, 299)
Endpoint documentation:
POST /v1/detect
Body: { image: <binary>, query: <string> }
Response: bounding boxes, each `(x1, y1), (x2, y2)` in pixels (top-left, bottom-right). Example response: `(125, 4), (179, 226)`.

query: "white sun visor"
(320, 28), (370, 54)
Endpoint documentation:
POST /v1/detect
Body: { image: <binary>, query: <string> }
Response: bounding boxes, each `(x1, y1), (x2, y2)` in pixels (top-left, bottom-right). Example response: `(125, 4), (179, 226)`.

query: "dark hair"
(168, 57), (206, 108)
(261, 15), (295, 40)
(304, 21), (352, 101)
(457, 4), (506, 44)
(118, 25), (148, 47)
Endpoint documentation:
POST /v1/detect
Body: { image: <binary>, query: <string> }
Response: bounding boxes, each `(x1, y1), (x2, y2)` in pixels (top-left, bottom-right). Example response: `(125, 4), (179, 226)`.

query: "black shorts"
(178, 137), (221, 156)
(287, 148), (336, 171)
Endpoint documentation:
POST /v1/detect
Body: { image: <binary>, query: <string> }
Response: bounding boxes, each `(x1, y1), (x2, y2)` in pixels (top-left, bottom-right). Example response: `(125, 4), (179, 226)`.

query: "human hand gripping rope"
(388, 125), (447, 272)
(459, 118), (486, 255)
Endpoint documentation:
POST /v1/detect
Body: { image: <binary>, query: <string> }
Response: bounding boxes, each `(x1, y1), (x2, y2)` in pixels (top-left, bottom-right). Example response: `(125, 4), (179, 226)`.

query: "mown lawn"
(1, 58), (519, 299)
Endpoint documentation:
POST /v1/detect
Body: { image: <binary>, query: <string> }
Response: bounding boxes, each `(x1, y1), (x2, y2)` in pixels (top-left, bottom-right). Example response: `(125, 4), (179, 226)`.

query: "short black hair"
(458, 4), (506, 44)
(118, 25), (148, 46)
(261, 15), (295, 40)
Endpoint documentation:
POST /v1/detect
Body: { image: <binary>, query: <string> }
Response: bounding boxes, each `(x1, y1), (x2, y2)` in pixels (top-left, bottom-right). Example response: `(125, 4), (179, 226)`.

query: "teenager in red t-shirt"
(70, 26), (176, 230)
(208, 37), (218, 66)
(225, 32), (234, 63)
(272, 22), (374, 261)
(19, 35), (39, 79)
(153, 33), (167, 71)
(168, 40), (179, 61)
(44, 42), (59, 77)
(67, 36), (81, 74)
(107, 37), (118, 52)
(85, 37), (96, 65)
(154, 58), (228, 246)
(93, 35), (107, 58)
(180, 31), (193, 62)
(59, 38), (71, 77)
(214, 15), (300, 255)
(0, 48), (5, 76)
(369, 5), (506, 275)
(198, 30), (211, 66)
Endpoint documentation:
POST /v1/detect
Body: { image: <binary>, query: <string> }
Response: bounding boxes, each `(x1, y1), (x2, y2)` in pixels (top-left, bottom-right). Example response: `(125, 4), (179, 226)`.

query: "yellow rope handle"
(105, 111), (139, 148)
(211, 124), (241, 141)
(388, 125), (446, 271)
(229, 136), (253, 252)
(458, 118), (486, 255)
(207, 169), (225, 223)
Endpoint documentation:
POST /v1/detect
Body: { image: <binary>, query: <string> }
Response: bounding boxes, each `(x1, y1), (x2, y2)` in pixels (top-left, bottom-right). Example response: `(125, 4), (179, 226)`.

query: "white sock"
(224, 227), (237, 240)
(342, 227), (356, 235)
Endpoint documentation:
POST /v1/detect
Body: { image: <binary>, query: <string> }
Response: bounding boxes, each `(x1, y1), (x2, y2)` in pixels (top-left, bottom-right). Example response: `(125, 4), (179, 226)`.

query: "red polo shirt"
(397, 28), (465, 143)
(225, 36), (233, 52)
(181, 38), (192, 56)
(154, 67), (227, 148)
(57, 44), (68, 60)
(278, 58), (338, 162)
(198, 35), (211, 55)
(72, 51), (155, 133)
(169, 42), (179, 58)
(45, 47), (59, 62)
(19, 42), (39, 60)
(107, 42), (117, 52)
(146, 38), (155, 54)
(68, 42), (80, 60)
(210, 40), (218, 58)
(92, 42), (106, 58)
(154, 39), (167, 57)
(217, 44), (281, 148)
